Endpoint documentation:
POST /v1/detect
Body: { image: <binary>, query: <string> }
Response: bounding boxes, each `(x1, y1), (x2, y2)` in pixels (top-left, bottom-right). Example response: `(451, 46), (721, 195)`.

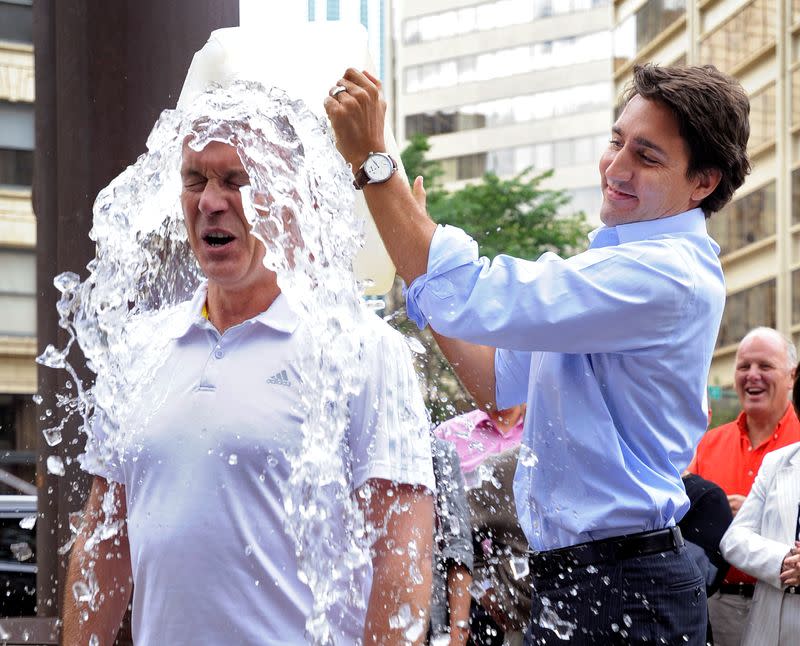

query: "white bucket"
(177, 24), (399, 296)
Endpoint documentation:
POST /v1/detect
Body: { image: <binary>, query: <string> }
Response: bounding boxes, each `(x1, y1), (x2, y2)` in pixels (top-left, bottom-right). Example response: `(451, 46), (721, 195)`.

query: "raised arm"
(325, 69), (435, 285)
(360, 479), (434, 645)
(432, 332), (497, 411)
(62, 476), (132, 646)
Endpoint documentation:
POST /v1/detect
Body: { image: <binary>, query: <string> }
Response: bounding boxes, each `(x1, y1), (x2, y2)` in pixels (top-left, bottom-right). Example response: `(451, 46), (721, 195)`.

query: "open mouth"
(745, 387), (765, 396)
(203, 232), (235, 247)
(606, 185), (636, 199)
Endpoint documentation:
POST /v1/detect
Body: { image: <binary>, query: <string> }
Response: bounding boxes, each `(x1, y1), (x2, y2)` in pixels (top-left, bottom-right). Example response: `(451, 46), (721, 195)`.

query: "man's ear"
(691, 168), (722, 203)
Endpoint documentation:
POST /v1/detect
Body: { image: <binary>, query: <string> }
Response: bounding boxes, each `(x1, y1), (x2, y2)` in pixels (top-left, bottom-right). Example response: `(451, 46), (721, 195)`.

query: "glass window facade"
(405, 31), (610, 93)
(0, 0), (32, 44)
(699, 0), (777, 74)
(440, 133), (607, 182)
(405, 82), (610, 137)
(707, 181), (776, 256)
(0, 101), (33, 187)
(0, 149), (32, 187)
(0, 249), (35, 337)
(716, 279), (776, 349)
(0, 394), (35, 495)
(403, 0), (609, 45)
(749, 83), (776, 151)
(614, 0), (686, 70)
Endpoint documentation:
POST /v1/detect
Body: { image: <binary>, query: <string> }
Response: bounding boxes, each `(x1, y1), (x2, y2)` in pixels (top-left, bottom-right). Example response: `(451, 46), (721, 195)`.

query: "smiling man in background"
(689, 327), (800, 646)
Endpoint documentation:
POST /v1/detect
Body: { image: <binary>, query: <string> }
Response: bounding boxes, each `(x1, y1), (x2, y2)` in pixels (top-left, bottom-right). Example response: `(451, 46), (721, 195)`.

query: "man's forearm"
(325, 69), (437, 285)
(432, 331), (497, 410)
(62, 477), (132, 646)
(361, 175), (437, 285)
(447, 564), (472, 645)
(362, 482), (434, 645)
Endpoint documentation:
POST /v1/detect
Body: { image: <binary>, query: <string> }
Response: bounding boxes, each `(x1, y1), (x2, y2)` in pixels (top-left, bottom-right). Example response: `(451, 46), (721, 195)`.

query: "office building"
(396, 0), (613, 223)
(612, 0), (793, 411)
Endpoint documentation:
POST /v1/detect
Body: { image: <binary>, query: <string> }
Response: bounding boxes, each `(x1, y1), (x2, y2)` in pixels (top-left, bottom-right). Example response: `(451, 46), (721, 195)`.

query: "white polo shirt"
(82, 284), (435, 645)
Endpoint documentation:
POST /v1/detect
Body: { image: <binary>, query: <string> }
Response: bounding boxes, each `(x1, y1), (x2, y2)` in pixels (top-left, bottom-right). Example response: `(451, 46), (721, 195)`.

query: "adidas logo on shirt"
(266, 370), (291, 387)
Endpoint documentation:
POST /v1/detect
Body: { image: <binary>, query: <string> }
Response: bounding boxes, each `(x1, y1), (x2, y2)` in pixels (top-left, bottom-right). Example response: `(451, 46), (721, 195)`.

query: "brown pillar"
(33, 0), (238, 629)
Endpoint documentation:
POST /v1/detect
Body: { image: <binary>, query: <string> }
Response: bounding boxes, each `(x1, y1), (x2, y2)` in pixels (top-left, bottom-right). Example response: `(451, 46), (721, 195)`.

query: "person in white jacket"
(719, 439), (800, 645)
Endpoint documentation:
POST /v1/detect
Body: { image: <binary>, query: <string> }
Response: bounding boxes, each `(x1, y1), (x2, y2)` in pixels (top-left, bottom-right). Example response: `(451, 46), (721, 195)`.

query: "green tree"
(390, 134), (592, 423)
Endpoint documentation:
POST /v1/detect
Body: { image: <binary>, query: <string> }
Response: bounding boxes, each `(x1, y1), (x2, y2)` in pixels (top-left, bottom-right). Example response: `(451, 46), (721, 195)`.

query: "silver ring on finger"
(330, 85), (347, 98)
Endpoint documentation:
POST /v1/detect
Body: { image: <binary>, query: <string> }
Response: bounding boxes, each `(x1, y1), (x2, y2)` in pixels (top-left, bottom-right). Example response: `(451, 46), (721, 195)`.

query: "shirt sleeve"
(347, 316), (435, 492)
(78, 407), (125, 484)
(719, 452), (791, 589)
(433, 440), (474, 572)
(495, 348), (531, 410)
(406, 224), (694, 354)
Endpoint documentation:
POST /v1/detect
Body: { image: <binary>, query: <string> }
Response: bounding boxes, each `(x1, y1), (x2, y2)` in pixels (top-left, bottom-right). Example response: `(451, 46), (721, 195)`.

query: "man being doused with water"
(60, 87), (435, 645)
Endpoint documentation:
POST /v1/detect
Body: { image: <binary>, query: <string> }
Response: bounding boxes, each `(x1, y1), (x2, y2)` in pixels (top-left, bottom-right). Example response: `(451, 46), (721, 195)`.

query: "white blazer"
(720, 442), (800, 646)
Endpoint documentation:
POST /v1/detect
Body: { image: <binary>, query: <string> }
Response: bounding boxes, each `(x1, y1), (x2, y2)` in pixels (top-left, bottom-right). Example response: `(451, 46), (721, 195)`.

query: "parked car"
(0, 495), (37, 616)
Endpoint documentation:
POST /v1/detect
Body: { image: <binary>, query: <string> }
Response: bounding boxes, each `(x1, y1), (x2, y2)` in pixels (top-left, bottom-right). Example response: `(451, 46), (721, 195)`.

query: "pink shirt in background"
(434, 409), (524, 474)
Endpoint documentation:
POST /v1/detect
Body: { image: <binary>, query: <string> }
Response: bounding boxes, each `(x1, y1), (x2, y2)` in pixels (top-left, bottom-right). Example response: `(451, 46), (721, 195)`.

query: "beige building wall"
(396, 1), (615, 225)
(612, 0), (795, 419)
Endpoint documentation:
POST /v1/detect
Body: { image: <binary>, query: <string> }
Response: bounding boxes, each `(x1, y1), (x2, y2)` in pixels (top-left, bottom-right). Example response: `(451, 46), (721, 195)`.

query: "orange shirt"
(688, 404), (800, 584)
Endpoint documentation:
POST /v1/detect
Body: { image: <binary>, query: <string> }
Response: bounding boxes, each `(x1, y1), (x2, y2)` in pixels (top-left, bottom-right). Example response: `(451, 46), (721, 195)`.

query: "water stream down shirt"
(81, 285), (434, 645)
(406, 208), (725, 551)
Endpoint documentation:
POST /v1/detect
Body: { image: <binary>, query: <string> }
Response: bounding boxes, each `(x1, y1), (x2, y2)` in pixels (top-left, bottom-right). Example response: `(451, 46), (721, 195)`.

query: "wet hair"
(622, 64), (751, 216)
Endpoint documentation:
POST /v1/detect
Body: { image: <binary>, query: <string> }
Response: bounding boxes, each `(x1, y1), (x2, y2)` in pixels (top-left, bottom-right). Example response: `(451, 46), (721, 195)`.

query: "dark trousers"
(524, 546), (707, 645)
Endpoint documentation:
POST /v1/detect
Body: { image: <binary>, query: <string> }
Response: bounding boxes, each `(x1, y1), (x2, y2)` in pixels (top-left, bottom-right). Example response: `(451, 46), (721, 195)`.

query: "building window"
(0, 101), (33, 187)
(699, 0), (777, 74)
(405, 82), (610, 138)
(439, 133), (606, 182)
(749, 83), (776, 151)
(402, 0), (610, 45)
(793, 168), (800, 225)
(0, 149), (32, 187)
(0, 0), (33, 44)
(707, 181), (775, 256)
(716, 279), (776, 349)
(792, 67), (800, 129)
(0, 249), (35, 337)
(404, 30), (610, 93)
(792, 268), (800, 325)
(457, 153), (488, 180)
(0, 395), (35, 495)
(613, 0), (686, 70)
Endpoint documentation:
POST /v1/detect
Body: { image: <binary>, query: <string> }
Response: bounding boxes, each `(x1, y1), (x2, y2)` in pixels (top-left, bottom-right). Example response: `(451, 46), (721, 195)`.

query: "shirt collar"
(167, 281), (300, 339)
(588, 208), (714, 251)
(738, 404), (799, 447)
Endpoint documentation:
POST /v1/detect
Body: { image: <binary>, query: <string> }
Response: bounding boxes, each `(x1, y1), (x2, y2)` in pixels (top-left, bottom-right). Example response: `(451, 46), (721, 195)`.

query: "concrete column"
(32, 0), (238, 631)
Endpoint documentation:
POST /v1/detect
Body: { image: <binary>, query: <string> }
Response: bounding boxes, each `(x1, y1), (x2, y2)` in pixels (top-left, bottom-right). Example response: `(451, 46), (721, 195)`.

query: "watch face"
(364, 154), (393, 182)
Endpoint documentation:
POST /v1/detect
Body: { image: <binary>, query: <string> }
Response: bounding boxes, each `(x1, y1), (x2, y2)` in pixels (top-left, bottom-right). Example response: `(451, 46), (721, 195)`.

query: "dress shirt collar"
(167, 281), (300, 339)
(587, 208), (715, 252)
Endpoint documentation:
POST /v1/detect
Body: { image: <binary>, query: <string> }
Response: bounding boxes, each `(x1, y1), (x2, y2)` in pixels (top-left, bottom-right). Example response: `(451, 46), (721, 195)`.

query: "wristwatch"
(353, 152), (397, 190)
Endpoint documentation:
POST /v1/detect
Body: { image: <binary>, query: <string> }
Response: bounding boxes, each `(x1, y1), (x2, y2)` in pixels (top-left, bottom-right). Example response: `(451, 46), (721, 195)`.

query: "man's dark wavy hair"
(622, 64), (751, 217)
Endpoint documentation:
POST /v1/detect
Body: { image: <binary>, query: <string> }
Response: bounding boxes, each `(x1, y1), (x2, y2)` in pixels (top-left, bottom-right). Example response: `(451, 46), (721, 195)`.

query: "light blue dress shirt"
(406, 208), (725, 551)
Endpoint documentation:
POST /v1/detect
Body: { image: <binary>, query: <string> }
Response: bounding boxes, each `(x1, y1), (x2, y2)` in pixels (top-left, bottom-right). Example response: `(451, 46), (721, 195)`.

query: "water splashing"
(41, 81), (431, 644)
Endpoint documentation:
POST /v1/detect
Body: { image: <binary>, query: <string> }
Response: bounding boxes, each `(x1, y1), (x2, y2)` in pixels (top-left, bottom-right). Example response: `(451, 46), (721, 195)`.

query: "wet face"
(734, 333), (794, 421)
(599, 95), (720, 227)
(180, 141), (272, 293)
